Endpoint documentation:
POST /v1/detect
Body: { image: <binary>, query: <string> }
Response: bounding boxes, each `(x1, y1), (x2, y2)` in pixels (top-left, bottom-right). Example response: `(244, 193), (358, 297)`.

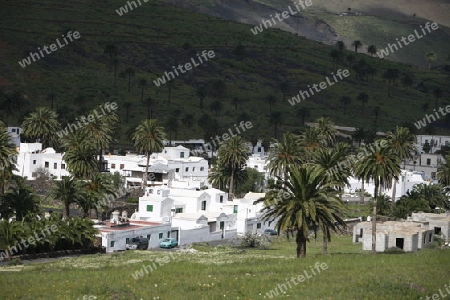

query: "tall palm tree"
(299, 127), (324, 152)
(267, 132), (302, 178)
(269, 111), (282, 139)
(196, 85), (207, 109)
(63, 143), (98, 179)
(386, 127), (416, 200)
(316, 117), (337, 147)
(145, 97), (156, 119)
(352, 40), (362, 53)
(352, 127), (365, 146)
(367, 45), (377, 56)
(354, 142), (401, 253)
(81, 173), (117, 218)
(125, 68), (135, 92)
(296, 107), (310, 126)
(48, 176), (86, 218)
(336, 40), (346, 51)
(426, 52), (436, 69)
(279, 81), (290, 102)
(217, 136), (249, 200)
(357, 92), (369, 114)
(346, 54), (355, 74)
(257, 165), (344, 258)
(123, 102), (132, 123)
(437, 155), (450, 186)
(132, 120), (166, 189)
(266, 95), (277, 113)
(138, 79), (148, 103)
(21, 107), (61, 148)
(165, 115), (179, 145)
(383, 69), (400, 97)
(432, 87), (442, 110)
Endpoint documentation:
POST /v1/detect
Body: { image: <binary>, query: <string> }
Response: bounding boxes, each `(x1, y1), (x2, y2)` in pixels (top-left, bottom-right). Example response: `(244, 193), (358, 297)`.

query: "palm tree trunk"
(391, 179), (397, 202)
(296, 229), (306, 258)
(372, 180), (378, 254)
(360, 178), (365, 203)
(322, 228), (328, 254)
(142, 153), (150, 189)
(229, 165), (235, 200)
(64, 201), (70, 218)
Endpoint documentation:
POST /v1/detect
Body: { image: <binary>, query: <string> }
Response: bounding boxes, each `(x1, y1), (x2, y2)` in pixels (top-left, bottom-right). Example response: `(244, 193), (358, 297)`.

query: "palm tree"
(217, 136), (249, 200)
(316, 117), (337, 147)
(383, 69), (400, 97)
(21, 107), (61, 148)
(356, 92), (369, 114)
(0, 179), (40, 221)
(165, 115), (179, 145)
(367, 45), (377, 56)
(437, 155), (450, 186)
(103, 44), (117, 61)
(48, 176), (86, 218)
(112, 58), (120, 87)
(269, 111), (282, 139)
(125, 68), (135, 92)
(0, 127), (16, 194)
(352, 40), (362, 53)
(279, 81), (290, 102)
(47, 92), (56, 110)
(231, 97), (240, 110)
(267, 132), (302, 178)
(330, 49), (342, 71)
(81, 173), (117, 218)
(299, 127), (324, 152)
(138, 79), (148, 103)
(257, 165), (344, 257)
(266, 95), (277, 113)
(296, 107), (310, 126)
(145, 97), (156, 119)
(123, 102), (132, 123)
(373, 106), (381, 128)
(346, 54), (355, 74)
(432, 87), (442, 110)
(336, 41), (346, 51)
(386, 126), (416, 201)
(339, 96), (351, 115)
(196, 85), (208, 109)
(426, 52), (436, 69)
(352, 127), (365, 146)
(354, 142), (401, 253)
(132, 120), (166, 189)
(210, 100), (222, 116)
(63, 143), (98, 179)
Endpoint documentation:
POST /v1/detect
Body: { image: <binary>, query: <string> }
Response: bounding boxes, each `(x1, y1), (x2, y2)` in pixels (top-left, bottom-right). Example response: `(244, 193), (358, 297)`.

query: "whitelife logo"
(376, 22), (439, 58)
(287, 69), (350, 106)
(153, 50), (215, 87)
(250, 0), (313, 35)
(203, 121), (253, 151)
(18, 31), (81, 68)
(413, 105), (450, 129)
(116, 0), (149, 16)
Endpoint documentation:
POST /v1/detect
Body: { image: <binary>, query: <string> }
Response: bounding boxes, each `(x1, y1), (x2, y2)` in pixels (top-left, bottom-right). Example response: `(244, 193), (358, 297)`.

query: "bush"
(7, 258), (23, 266)
(126, 197), (138, 204)
(239, 233), (269, 249)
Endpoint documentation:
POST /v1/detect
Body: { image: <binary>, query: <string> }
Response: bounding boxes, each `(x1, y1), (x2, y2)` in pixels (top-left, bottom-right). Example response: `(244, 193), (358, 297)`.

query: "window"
(426, 159), (431, 165)
(201, 200), (206, 211)
(126, 238), (130, 244)
(200, 167), (204, 171)
(445, 141), (449, 146)
(12, 129), (15, 133)
(159, 233), (163, 239)
(435, 227), (442, 235)
(110, 241), (115, 247)
(220, 221), (225, 230)
(193, 167), (195, 172)
(147, 234), (151, 240)
(120, 164), (124, 169)
(44, 161), (49, 168)
(111, 163), (116, 169)
(167, 231), (170, 238)
(61, 164), (65, 169)
(54, 163), (57, 169)
(185, 167), (189, 172)
(180, 152), (185, 158)
(146, 205), (153, 212)
(254, 165), (258, 169)
(33, 160), (36, 165)
(429, 234), (432, 242)
(175, 208), (183, 213)
(219, 195), (223, 203)
(257, 223), (261, 229)
(258, 147), (261, 152)
(233, 205), (238, 214)
(176, 168), (180, 173)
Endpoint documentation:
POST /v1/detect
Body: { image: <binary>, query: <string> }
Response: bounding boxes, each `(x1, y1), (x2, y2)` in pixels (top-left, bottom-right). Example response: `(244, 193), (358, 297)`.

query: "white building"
(415, 135), (450, 154)
(7, 127), (21, 147)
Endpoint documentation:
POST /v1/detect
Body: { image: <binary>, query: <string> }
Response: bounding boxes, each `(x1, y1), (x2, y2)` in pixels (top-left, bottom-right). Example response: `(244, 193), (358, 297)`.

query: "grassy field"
(1, 234), (449, 300)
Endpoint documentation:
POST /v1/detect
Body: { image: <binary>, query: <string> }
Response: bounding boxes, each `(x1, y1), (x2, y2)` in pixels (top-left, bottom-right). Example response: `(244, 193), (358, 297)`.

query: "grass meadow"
(1, 234), (449, 300)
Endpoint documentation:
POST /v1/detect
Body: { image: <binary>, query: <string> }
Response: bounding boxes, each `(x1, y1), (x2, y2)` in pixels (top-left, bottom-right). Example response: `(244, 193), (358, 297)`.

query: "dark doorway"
(434, 227), (441, 235)
(396, 238), (404, 249)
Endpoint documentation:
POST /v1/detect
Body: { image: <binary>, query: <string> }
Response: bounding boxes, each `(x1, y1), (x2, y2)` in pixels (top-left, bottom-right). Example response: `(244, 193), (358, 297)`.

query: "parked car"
(126, 237), (149, 250)
(159, 238), (178, 248)
(264, 229), (278, 236)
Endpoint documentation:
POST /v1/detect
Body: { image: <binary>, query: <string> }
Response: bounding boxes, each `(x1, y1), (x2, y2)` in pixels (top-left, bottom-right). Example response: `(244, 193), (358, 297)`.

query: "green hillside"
(0, 0), (449, 149)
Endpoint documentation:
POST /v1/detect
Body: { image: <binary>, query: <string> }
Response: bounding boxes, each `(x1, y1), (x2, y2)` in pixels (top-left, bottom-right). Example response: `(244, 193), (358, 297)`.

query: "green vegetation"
(0, 235), (449, 299)
(0, 0), (449, 150)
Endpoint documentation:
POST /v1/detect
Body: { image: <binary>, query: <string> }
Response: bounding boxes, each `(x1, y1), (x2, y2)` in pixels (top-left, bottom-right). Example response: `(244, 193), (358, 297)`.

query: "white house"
(7, 127), (21, 147)
(415, 135), (450, 154)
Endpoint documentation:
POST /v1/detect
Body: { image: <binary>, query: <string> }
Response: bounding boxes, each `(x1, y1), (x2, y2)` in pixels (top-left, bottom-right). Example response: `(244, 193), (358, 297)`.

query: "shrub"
(7, 258), (23, 266)
(239, 233), (269, 249)
(384, 247), (405, 254)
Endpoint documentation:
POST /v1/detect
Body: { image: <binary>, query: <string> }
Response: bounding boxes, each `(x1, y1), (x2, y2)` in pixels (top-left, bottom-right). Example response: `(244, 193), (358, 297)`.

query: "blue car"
(159, 238), (178, 248)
